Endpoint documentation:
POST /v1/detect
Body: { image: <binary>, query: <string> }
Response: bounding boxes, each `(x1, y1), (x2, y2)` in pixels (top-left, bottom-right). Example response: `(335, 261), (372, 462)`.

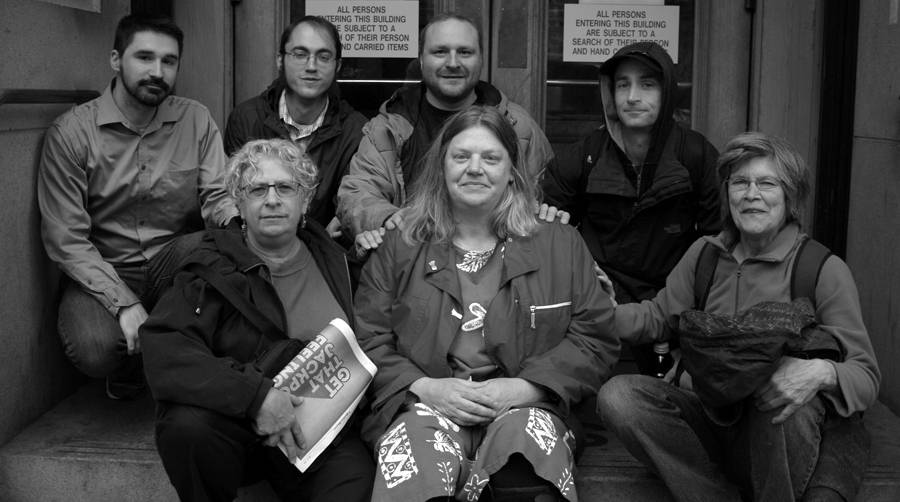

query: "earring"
(300, 214), (307, 229)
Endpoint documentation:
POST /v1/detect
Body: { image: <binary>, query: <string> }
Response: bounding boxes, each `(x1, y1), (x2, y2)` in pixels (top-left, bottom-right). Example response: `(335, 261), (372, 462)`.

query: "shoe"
(106, 373), (147, 400)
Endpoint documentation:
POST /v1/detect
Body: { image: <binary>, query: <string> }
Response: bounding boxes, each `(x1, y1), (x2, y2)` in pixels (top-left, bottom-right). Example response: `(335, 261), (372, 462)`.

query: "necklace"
(456, 241), (498, 273)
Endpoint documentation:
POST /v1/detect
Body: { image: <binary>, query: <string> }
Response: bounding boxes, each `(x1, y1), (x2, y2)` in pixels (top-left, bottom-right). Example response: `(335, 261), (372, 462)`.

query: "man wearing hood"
(337, 13), (554, 239)
(543, 42), (721, 305)
(224, 16), (367, 240)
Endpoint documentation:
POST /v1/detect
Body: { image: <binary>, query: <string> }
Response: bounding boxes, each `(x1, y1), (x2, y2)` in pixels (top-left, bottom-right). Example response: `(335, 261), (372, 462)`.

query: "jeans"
(57, 232), (203, 378)
(155, 402), (374, 502)
(597, 375), (826, 502)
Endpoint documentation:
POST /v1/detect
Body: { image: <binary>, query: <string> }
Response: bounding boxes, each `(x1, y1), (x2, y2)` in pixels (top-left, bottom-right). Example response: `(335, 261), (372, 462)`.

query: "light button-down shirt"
(38, 80), (235, 316)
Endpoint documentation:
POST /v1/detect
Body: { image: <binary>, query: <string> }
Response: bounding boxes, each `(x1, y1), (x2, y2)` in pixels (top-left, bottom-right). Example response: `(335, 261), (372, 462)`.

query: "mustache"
(139, 77), (170, 92)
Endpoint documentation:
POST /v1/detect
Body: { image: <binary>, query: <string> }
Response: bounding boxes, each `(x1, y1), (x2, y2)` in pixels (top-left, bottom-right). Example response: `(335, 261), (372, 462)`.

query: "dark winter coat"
(542, 42), (722, 302)
(141, 220), (355, 420)
(354, 221), (619, 447)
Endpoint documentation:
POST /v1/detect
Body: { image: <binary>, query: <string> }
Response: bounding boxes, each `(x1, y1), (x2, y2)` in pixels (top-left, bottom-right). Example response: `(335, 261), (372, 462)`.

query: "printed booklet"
(272, 318), (377, 471)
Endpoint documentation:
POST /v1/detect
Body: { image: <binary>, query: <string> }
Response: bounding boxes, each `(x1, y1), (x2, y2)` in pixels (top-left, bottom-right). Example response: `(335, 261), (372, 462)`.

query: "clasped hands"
(408, 377), (546, 427)
(253, 387), (307, 462)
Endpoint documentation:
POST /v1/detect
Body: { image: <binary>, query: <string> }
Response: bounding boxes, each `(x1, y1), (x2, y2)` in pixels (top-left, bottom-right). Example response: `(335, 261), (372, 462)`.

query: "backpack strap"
(693, 236), (833, 311)
(693, 241), (720, 311)
(577, 125), (607, 190)
(183, 261), (287, 343)
(791, 237), (833, 305)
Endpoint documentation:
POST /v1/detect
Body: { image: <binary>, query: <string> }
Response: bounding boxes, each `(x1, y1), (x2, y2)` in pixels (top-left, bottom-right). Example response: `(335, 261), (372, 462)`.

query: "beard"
(123, 74), (171, 107)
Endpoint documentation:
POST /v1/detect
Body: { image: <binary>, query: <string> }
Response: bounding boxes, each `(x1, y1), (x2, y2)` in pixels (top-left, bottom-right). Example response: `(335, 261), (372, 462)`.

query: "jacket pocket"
(523, 301), (572, 356)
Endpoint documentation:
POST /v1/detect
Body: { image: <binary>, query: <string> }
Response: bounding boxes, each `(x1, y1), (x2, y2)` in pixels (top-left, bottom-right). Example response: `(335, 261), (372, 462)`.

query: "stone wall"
(0, 0), (129, 446)
(846, 1), (900, 414)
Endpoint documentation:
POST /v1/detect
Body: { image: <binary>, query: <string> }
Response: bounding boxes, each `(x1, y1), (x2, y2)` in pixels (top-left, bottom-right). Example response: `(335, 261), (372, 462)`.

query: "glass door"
(545, 0), (697, 147)
(291, 0), (442, 118)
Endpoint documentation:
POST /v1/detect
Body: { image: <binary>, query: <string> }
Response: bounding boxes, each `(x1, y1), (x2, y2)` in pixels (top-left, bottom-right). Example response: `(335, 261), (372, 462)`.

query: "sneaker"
(106, 373), (147, 400)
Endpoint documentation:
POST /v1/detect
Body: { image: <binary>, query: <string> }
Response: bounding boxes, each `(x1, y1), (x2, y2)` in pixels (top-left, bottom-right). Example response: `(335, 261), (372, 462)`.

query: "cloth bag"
(678, 298), (868, 501)
(678, 298), (840, 411)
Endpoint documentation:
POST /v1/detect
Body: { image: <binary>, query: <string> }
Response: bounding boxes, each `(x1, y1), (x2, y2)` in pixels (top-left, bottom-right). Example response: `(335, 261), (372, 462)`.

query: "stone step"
(0, 380), (275, 502)
(1, 379), (899, 501)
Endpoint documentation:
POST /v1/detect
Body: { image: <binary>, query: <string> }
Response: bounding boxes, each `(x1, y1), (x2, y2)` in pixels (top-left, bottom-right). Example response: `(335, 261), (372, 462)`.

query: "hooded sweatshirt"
(542, 42), (722, 302)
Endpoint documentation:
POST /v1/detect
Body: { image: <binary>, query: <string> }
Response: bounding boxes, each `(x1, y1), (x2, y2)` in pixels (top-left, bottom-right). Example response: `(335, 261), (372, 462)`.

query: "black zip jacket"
(542, 42), (721, 302)
(224, 80), (367, 228)
(141, 219), (357, 420)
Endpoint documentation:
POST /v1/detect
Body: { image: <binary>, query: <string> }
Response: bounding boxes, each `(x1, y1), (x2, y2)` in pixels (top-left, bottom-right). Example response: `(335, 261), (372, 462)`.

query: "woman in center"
(355, 105), (618, 502)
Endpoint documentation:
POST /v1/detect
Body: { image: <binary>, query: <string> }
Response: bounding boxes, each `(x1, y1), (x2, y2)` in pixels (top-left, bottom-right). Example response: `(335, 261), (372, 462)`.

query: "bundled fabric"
(678, 298), (841, 412)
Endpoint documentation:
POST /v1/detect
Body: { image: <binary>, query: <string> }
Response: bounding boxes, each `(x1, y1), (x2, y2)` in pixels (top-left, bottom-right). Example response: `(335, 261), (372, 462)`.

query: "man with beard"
(337, 12), (554, 239)
(224, 16), (366, 243)
(37, 13), (233, 399)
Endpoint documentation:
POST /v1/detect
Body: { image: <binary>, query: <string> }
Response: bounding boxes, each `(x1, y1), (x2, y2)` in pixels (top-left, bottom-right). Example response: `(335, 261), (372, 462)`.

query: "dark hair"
(279, 16), (343, 61)
(113, 13), (184, 57)
(402, 105), (538, 245)
(419, 12), (483, 56)
(716, 132), (811, 232)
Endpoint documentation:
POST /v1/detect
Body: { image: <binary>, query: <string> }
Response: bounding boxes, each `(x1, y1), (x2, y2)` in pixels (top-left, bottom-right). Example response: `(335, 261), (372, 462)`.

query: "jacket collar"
(591, 129), (692, 204)
(420, 231), (540, 297)
(710, 223), (802, 263)
(261, 79), (346, 144)
(209, 217), (341, 273)
(383, 80), (509, 126)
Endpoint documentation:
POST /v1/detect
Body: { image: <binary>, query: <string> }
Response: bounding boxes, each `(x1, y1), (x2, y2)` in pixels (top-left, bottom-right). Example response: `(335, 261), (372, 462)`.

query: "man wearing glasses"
(224, 16), (366, 243)
(541, 42), (722, 373)
(37, 13), (234, 399)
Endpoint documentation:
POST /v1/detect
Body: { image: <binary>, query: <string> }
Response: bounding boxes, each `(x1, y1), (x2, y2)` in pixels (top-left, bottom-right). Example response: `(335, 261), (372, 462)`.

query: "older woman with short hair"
(355, 106), (618, 502)
(597, 132), (880, 502)
(142, 139), (374, 502)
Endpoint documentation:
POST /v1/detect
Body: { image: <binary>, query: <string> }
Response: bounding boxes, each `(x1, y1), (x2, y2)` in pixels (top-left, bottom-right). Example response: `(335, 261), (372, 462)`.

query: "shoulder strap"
(577, 125), (608, 189)
(693, 241), (719, 311)
(791, 237), (833, 305)
(183, 261), (286, 343)
(676, 127), (707, 204)
(692, 237), (832, 311)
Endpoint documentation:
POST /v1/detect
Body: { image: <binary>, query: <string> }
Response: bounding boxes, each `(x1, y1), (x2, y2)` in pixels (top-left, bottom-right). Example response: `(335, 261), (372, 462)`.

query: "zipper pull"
(530, 305), (536, 328)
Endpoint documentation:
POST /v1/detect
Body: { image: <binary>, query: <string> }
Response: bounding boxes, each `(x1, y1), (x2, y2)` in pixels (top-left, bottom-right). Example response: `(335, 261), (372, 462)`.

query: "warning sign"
(563, 4), (679, 63)
(306, 1), (419, 58)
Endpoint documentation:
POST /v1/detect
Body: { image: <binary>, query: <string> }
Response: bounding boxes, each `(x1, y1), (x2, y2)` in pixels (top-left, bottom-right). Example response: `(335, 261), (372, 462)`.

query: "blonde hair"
(401, 105), (539, 246)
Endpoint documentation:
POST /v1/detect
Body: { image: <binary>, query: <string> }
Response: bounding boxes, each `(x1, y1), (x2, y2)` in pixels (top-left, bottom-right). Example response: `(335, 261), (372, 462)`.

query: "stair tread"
(2, 380), (900, 501)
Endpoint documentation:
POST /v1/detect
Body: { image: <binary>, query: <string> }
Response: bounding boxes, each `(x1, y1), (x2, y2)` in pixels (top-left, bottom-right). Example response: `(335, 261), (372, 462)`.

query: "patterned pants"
(373, 403), (578, 502)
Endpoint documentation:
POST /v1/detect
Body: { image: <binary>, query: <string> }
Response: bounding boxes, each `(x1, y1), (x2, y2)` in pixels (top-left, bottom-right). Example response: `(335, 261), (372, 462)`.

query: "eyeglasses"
(727, 176), (782, 192)
(241, 181), (303, 200)
(282, 51), (336, 66)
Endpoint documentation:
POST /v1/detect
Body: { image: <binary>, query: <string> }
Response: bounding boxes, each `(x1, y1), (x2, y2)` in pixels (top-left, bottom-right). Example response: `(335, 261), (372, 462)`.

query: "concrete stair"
(0, 380), (276, 502)
(1, 379), (899, 501)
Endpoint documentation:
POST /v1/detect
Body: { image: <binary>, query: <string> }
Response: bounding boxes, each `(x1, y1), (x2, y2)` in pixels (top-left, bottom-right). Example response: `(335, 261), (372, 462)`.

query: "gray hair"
(224, 139), (318, 208)
(716, 132), (810, 232)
